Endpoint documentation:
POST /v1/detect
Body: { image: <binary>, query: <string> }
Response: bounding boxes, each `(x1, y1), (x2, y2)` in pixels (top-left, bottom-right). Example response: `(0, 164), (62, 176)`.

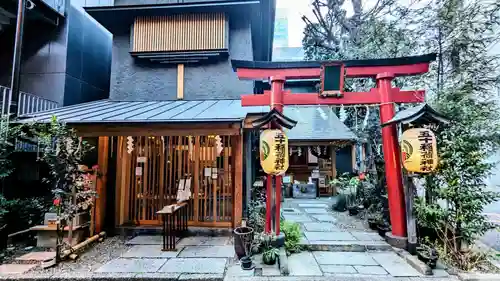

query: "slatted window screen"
(132, 13), (227, 53)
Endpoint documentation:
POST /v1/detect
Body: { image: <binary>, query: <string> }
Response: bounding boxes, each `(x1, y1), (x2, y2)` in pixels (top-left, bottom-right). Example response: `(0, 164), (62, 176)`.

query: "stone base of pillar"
(386, 232), (408, 249)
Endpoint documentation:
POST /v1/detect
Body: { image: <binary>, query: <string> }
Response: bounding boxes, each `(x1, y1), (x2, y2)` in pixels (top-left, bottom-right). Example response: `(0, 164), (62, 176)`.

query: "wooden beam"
(177, 64), (185, 100)
(233, 134), (243, 227)
(241, 89), (425, 107)
(236, 62), (431, 80)
(95, 136), (109, 233)
(331, 146), (337, 179)
(72, 123), (241, 137)
(243, 114), (267, 129)
(115, 137), (123, 227)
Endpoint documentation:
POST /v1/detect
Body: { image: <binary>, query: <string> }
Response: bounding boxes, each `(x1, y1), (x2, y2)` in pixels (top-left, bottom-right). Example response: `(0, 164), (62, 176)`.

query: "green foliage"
(280, 221), (302, 255)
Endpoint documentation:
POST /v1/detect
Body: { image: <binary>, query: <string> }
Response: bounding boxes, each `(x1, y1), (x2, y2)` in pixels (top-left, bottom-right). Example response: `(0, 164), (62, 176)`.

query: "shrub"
(281, 220), (302, 255)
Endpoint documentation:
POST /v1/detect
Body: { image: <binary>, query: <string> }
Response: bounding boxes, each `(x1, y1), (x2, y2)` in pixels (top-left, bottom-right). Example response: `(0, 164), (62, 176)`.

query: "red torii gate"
(234, 54), (436, 244)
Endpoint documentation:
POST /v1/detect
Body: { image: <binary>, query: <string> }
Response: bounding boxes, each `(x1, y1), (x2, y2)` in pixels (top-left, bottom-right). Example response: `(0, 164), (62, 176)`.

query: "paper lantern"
(401, 128), (438, 173)
(260, 129), (289, 175)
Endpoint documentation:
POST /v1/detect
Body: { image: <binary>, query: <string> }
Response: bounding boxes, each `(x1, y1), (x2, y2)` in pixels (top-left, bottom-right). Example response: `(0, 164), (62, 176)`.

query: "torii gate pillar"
(377, 73), (407, 239)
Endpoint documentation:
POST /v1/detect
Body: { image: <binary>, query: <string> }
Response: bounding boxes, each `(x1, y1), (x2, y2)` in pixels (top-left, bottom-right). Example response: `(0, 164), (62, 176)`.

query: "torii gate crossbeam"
(234, 54), (437, 247)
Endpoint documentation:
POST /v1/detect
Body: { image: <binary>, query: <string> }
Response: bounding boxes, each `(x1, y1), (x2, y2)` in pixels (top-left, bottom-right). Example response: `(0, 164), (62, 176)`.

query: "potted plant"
(262, 246), (279, 265)
(233, 225), (254, 260)
(376, 220), (391, 237)
(417, 244), (438, 269)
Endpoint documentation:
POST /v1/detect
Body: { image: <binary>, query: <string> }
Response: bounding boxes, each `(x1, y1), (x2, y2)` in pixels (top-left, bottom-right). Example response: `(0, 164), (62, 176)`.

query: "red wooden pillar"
(377, 72), (407, 238)
(267, 76), (285, 235)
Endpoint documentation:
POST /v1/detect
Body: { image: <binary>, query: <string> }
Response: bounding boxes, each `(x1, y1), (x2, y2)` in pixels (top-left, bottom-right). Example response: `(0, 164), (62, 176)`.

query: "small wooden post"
(177, 64), (185, 100)
(233, 134), (243, 227)
(95, 136), (109, 233)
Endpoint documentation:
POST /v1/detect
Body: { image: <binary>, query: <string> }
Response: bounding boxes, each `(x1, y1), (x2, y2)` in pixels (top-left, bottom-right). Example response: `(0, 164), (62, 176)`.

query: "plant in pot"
(417, 244), (438, 269)
(346, 176), (361, 216)
(260, 233), (279, 265)
(376, 219), (391, 237)
(233, 224), (254, 260)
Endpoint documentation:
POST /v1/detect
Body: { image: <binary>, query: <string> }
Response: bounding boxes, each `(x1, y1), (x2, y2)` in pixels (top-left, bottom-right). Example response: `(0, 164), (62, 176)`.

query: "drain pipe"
(7, 0), (29, 121)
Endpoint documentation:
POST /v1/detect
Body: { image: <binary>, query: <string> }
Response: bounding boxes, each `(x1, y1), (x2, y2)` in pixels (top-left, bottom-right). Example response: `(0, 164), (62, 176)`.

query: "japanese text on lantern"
(401, 128), (438, 173)
(260, 129), (289, 175)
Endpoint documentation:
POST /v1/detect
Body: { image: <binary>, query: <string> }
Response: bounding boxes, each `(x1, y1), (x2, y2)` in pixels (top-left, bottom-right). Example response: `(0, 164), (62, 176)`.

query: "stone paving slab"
(304, 208), (329, 214)
(0, 264), (37, 275)
(15, 251), (56, 261)
(350, 232), (384, 241)
(95, 258), (167, 273)
(177, 237), (232, 247)
(298, 203), (329, 208)
(320, 265), (357, 274)
(302, 240), (392, 252)
(313, 252), (378, 266)
(178, 273), (224, 280)
(354, 265), (389, 275)
(159, 258), (227, 274)
(134, 272), (181, 280)
(225, 264), (255, 277)
(178, 246), (234, 258)
(283, 214), (313, 223)
(370, 252), (421, 277)
(304, 231), (356, 241)
(311, 214), (337, 222)
(126, 235), (163, 245)
(302, 222), (342, 232)
(287, 252), (323, 276)
(121, 245), (180, 258)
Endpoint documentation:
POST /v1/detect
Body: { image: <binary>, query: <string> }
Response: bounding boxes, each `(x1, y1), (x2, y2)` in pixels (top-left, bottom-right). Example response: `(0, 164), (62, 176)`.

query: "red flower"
(359, 173), (366, 180)
(92, 165), (99, 171)
(53, 198), (61, 206)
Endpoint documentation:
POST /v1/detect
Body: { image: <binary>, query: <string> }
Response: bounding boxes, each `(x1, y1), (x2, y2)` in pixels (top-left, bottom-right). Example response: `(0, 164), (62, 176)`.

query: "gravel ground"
(26, 236), (131, 275)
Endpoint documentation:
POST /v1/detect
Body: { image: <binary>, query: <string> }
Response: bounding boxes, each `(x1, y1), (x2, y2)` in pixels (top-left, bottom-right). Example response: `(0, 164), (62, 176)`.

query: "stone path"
(282, 198), (391, 251)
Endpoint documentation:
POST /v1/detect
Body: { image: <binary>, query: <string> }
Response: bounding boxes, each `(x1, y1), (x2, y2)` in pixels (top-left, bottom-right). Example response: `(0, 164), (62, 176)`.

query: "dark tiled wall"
(109, 15), (253, 101)
(63, 3), (112, 105)
(0, 20), (68, 105)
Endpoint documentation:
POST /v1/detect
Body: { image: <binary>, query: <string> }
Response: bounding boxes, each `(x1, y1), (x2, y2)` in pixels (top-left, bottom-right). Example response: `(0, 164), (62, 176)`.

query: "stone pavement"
(282, 198), (392, 251)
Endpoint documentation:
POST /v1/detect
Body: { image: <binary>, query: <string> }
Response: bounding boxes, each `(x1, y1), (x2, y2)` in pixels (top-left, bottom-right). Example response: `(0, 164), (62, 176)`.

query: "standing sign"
(260, 129), (289, 175)
(401, 128), (438, 173)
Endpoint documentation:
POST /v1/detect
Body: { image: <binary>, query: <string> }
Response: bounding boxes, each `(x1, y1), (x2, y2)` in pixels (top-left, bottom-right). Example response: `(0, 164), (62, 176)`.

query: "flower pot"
(367, 219), (378, 230)
(0, 224), (7, 250)
(417, 250), (438, 269)
(240, 256), (254, 270)
(233, 227), (254, 260)
(377, 224), (390, 237)
(347, 206), (359, 216)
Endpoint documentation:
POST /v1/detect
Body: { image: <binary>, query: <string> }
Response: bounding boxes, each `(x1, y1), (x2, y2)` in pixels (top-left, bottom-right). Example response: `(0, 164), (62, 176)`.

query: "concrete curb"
(277, 248), (289, 276)
(392, 247), (432, 275)
(300, 241), (392, 252)
(457, 272), (500, 281)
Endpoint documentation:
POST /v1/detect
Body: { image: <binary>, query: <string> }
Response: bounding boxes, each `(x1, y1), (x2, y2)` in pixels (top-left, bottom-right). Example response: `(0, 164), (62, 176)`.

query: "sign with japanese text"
(260, 129), (289, 175)
(401, 128), (438, 173)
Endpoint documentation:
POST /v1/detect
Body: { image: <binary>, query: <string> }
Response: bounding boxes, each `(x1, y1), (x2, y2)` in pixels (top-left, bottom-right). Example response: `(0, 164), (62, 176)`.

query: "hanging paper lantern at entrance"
(401, 128), (438, 173)
(260, 129), (289, 175)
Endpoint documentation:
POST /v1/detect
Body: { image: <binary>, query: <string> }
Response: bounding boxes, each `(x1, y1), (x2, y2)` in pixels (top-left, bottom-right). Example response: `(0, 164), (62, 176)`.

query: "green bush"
(281, 220), (302, 255)
(0, 194), (50, 233)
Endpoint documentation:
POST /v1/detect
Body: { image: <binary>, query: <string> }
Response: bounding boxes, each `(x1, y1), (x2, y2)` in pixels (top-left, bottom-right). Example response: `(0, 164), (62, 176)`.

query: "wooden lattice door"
(125, 135), (234, 227)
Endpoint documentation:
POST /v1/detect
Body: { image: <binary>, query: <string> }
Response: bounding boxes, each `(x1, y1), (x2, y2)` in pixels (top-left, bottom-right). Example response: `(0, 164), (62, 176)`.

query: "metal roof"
(283, 106), (357, 142)
(17, 99), (268, 123)
(382, 103), (450, 126)
(17, 99), (356, 141)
